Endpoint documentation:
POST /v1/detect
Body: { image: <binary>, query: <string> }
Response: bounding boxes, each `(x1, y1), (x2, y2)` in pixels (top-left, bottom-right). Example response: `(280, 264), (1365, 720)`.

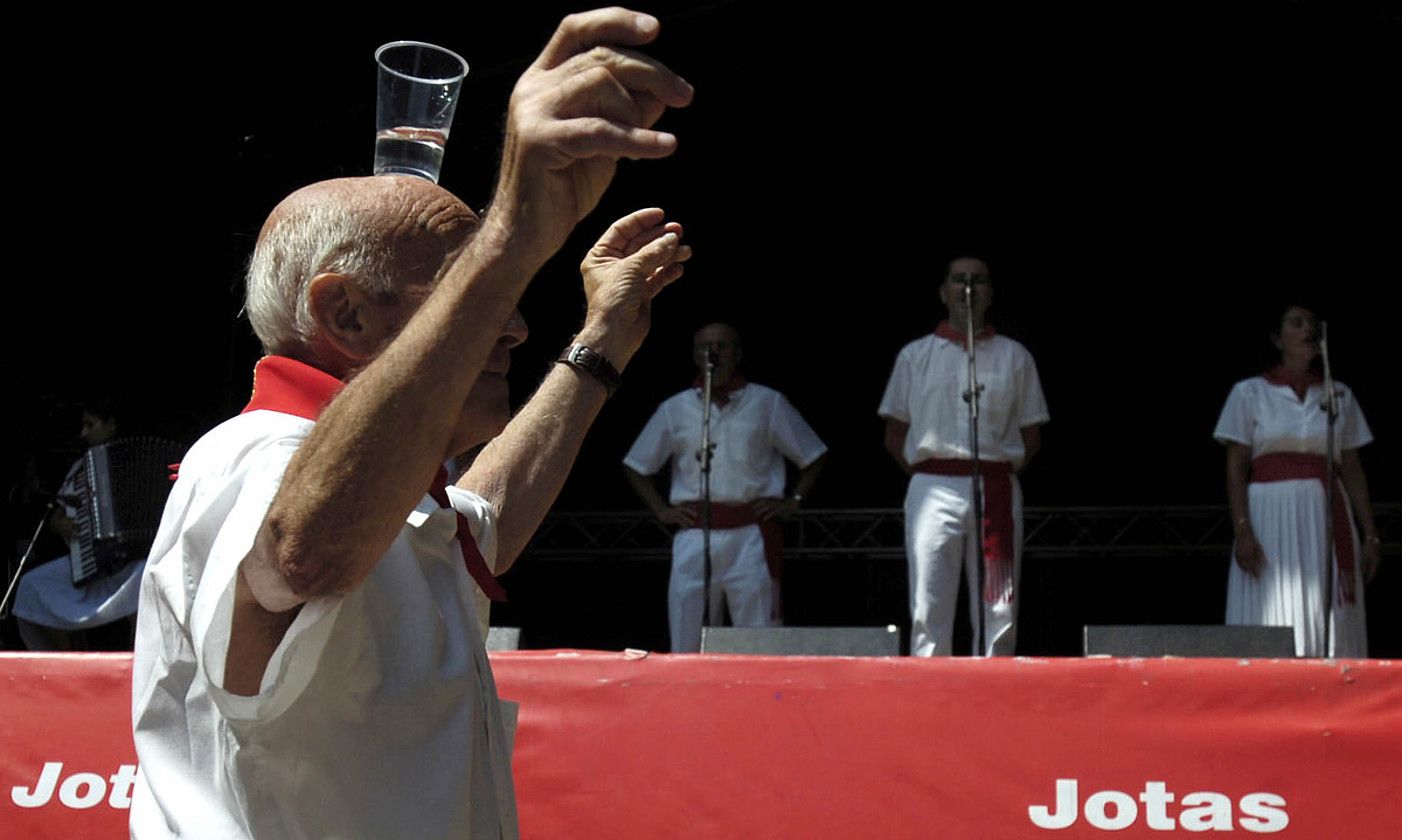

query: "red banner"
(3, 652), (1400, 838)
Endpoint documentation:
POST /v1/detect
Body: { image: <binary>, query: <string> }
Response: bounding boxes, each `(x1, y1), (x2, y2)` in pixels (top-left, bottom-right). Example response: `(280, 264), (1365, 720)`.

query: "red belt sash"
(243, 355), (505, 601)
(680, 502), (784, 579)
(912, 459), (1015, 604)
(1249, 452), (1356, 605)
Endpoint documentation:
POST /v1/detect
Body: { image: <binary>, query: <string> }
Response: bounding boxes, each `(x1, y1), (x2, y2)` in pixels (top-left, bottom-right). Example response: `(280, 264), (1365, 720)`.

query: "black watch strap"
(556, 343), (621, 396)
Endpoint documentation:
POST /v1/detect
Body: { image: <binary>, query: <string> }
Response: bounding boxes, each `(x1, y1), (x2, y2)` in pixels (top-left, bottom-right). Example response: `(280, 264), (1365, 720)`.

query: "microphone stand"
(698, 349), (719, 634)
(2, 501), (57, 621)
(961, 281), (988, 656)
(1319, 322), (1338, 657)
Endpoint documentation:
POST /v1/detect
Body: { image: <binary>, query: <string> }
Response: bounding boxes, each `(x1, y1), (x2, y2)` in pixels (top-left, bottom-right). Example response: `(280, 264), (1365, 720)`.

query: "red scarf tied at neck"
(242, 355), (506, 601)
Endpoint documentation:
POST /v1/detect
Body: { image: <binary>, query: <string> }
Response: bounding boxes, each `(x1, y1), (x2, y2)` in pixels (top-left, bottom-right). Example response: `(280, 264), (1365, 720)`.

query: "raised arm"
(462, 208), (692, 570)
(227, 10), (691, 695)
(243, 10), (691, 607)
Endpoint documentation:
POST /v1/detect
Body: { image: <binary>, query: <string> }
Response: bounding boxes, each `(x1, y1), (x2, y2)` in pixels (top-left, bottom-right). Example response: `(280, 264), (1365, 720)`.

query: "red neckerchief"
(1263, 365), (1321, 402)
(693, 373), (748, 408)
(935, 320), (995, 344)
(241, 355), (506, 601)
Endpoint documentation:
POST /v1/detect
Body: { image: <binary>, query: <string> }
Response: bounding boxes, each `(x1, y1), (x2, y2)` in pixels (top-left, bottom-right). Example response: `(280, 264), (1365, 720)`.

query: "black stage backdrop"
(5, 2), (1398, 647)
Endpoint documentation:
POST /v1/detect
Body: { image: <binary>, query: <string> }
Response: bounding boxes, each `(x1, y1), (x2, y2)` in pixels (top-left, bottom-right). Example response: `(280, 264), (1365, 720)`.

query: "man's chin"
(454, 382), (512, 450)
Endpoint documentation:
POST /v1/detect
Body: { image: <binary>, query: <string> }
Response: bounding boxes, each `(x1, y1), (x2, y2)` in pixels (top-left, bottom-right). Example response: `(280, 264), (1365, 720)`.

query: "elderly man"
(130, 10), (692, 838)
(879, 257), (1048, 657)
(624, 323), (827, 652)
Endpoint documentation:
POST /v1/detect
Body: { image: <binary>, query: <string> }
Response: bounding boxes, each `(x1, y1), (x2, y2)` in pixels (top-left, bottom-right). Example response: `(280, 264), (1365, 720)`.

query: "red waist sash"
(911, 459), (1015, 605)
(680, 502), (784, 579)
(1249, 452), (1356, 604)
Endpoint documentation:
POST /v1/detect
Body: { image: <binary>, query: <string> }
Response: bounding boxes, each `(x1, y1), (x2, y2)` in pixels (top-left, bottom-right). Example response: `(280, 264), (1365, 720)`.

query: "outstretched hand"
(576, 208), (693, 370)
(493, 9), (693, 261)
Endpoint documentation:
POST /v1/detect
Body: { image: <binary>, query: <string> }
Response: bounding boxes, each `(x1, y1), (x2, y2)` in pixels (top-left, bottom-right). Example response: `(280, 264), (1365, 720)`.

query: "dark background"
(5, 1), (1398, 651)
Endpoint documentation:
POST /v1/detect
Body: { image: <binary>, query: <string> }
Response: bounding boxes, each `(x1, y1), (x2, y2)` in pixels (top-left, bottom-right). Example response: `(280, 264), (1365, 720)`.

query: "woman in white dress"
(11, 405), (145, 650)
(1214, 305), (1381, 657)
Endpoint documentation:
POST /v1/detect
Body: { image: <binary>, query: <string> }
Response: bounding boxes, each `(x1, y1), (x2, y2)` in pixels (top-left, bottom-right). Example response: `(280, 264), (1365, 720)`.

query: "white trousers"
(669, 524), (774, 652)
(904, 473), (1023, 656)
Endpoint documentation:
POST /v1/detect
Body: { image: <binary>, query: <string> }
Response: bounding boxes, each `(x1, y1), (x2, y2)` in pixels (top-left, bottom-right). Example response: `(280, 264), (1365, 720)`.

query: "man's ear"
(307, 273), (386, 364)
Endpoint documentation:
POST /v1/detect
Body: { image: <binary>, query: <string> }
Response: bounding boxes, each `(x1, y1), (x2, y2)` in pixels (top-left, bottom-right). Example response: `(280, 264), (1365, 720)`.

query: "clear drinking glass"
(373, 41), (469, 182)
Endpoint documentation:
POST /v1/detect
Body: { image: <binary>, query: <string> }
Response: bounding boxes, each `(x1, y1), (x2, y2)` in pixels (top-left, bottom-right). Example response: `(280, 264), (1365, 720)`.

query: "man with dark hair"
(130, 10), (693, 837)
(879, 256), (1048, 656)
(624, 323), (827, 652)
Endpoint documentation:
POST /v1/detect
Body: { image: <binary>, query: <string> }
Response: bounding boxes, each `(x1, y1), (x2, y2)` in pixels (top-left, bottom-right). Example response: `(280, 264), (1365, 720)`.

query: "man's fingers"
(541, 117), (679, 161)
(593, 208), (668, 254)
(644, 261), (686, 299)
(620, 221), (684, 256)
(628, 230), (687, 275)
(534, 9), (662, 71)
(554, 46), (694, 113)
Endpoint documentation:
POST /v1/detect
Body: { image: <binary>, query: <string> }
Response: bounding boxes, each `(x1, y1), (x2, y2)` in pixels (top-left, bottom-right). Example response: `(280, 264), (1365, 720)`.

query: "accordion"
(70, 437), (185, 586)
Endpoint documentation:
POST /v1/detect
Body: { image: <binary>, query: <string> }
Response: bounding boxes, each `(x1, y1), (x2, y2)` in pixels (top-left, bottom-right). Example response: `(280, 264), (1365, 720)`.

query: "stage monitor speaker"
(486, 626), (521, 651)
(701, 626), (900, 656)
(1084, 625), (1295, 658)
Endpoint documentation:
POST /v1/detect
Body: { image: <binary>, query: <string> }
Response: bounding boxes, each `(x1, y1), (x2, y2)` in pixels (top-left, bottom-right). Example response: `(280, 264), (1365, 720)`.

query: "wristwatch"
(555, 343), (621, 396)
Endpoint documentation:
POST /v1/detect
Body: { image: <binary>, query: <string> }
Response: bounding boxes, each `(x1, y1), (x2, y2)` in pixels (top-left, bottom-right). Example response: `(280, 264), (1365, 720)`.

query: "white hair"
(244, 199), (399, 357)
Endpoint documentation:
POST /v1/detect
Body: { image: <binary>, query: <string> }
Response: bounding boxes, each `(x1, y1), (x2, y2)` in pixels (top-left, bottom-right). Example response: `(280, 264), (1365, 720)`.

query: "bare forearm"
(1225, 444), (1253, 531)
(793, 453), (827, 499)
(1340, 450), (1379, 539)
(461, 360), (610, 572)
(254, 219), (540, 602)
(625, 467), (670, 516)
(883, 419), (910, 474)
(1020, 424), (1042, 468)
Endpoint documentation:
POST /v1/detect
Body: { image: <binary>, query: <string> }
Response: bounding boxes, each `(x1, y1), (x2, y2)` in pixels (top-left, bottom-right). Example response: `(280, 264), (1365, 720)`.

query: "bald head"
(245, 176), (479, 358)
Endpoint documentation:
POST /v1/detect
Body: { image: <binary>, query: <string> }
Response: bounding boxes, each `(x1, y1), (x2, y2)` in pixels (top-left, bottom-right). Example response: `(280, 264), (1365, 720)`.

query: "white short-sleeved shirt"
(879, 333), (1049, 467)
(623, 383), (827, 504)
(1213, 376), (1373, 457)
(130, 409), (517, 839)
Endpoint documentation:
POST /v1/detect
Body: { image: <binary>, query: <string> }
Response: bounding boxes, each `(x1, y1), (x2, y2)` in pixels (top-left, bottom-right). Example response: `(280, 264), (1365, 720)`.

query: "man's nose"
(501, 309), (528, 348)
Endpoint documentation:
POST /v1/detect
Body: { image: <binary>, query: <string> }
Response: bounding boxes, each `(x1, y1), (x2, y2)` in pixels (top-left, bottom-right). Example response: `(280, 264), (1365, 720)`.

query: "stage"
(3, 651), (1399, 838)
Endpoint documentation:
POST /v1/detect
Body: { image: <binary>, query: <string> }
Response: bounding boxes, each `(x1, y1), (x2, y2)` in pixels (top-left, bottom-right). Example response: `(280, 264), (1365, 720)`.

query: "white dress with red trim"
(1214, 373), (1373, 657)
(11, 459), (144, 639)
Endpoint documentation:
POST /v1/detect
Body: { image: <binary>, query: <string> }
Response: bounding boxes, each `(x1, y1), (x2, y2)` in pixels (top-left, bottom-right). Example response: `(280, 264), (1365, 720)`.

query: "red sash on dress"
(1249, 452), (1356, 605)
(911, 459), (1016, 605)
(242, 355), (506, 601)
(680, 501), (784, 579)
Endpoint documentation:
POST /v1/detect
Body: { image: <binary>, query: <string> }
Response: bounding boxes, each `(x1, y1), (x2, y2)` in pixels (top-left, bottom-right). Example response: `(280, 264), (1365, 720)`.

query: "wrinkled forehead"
(387, 190), (479, 287)
(264, 176), (479, 286)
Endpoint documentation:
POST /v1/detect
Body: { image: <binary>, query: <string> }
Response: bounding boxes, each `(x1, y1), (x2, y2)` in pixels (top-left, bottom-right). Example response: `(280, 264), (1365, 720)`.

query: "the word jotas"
(1027, 779), (1288, 833)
